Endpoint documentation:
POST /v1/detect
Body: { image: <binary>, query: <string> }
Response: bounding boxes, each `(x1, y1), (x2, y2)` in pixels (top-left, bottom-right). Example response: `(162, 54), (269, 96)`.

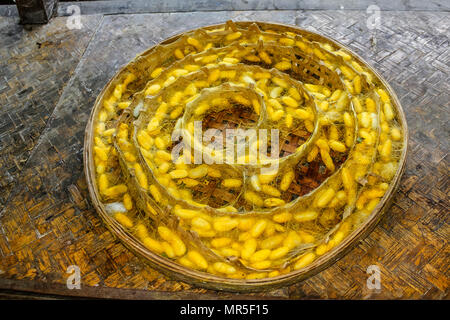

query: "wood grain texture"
(0, 10), (448, 299)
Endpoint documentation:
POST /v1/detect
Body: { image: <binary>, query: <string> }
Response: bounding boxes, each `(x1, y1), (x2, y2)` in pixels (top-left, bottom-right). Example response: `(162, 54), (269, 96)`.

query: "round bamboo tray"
(84, 21), (408, 292)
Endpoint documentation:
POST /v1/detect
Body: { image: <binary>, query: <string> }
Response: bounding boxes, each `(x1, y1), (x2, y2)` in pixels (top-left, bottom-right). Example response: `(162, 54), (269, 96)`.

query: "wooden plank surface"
(0, 10), (448, 299)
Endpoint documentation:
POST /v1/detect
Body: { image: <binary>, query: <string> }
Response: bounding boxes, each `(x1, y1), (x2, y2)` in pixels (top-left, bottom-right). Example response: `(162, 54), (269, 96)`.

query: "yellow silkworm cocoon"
(270, 109), (285, 121)
(261, 184), (281, 197)
(173, 206), (197, 219)
(98, 174), (108, 193)
(328, 125), (339, 141)
(155, 150), (172, 161)
(383, 102), (394, 121)
(219, 70), (236, 79)
(391, 127), (402, 141)
(281, 96), (299, 108)
(213, 262), (236, 274)
(352, 96), (363, 113)
(226, 31), (242, 41)
(365, 188), (385, 199)
(270, 246), (289, 260)
(251, 260), (271, 270)
(307, 146), (319, 162)
(169, 169), (188, 179)
(313, 48), (326, 60)
(150, 67), (163, 79)
(252, 99), (261, 115)
(289, 87), (301, 100)
(279, 37), (295, 46)
(98, 110), (108, 122)
(233, 94), (250, 106)
(377, 88), (390, 103)
(187, 37), (202, 50)
(272, 77), (288, 89)
(244, 54), (260, 62)
(96, 162), (105, 174)
(187, 251), (208, 270)
(103, 184), (128, 198)
(329, 140), (346, 152)
(304, 84), (320, 92)
(241, 238), (257, 260)
(318, 100), (329, 111)
(366, 198), (380, 211)
(113, 84), (123, 99)
(149, 184), (162, 203)
(299, 231), (315, 243)
(330, 89), (342, 101)
(143, 237), (163, 253)
(264, 198), (285, 207)
(366, 97), (376, 112)
(114, 213), (133, 228)
(133, 163), (147, 190)
(137, 130), (153, 150)
(174, 48), (184, 59)
(320, 149), (335, 171)
(244, 191), (264, 207)
(211, 237), (232, 248)
(273, 212), (292, 223)
(268, 98), (283, 109)
(359, 129), (373, 145)
(317, 188), (336, 208)
(187, 165), (207, 179)
(118, 101), (131, 110)
(172, 69), (189, 78)
(94, 146), (109, 162)
(250, 219), (268, 238)
(260, 234), (284, 250)
(158, 226), (186, 256)
(222, 178), (242, 188)
(360, 112), (371, 128)
(178, 257), (196, 269)
(294, 252), (316, 270)
(258, 171), (277, 184)
(191, 217), (211, 230)
(275, 61), (291, 71)
(340, 65), (355, 80)
(102, 128), (115, 137)
(341, 167), (353, 190)
(336, 92), (349, 110)
(283, 231), (302, 250)
(161, 242), (175, 258)
(249, 249), (271, 263)
(343, 112), (353, 127)
(294, 210), (319, 222)
(381, 139), (392, 160)
(269, 87), (284, 99)
(135, 223), (148, 240)
(207, 68), (220, 83)
(258, 51), (272, 64)
(295, 108), (311, 120)
(280, 170), (295, 191)
(145, 84), (161, 95)
(353, 75), (362, 94)
(285, 113), (293, 128)
(213, 216), (238, 232)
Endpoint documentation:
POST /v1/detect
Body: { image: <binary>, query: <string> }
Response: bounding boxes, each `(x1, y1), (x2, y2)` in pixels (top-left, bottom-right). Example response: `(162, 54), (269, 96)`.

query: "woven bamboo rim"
(84, 21), (408, 292)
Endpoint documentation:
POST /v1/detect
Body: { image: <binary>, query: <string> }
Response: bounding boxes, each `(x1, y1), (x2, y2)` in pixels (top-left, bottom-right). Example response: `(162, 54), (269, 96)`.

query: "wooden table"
(0, 9), (448, 299)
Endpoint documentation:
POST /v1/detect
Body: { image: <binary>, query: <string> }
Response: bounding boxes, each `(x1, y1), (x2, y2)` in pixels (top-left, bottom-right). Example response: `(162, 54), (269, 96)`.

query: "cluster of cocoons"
(90, 21), (405, 281)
